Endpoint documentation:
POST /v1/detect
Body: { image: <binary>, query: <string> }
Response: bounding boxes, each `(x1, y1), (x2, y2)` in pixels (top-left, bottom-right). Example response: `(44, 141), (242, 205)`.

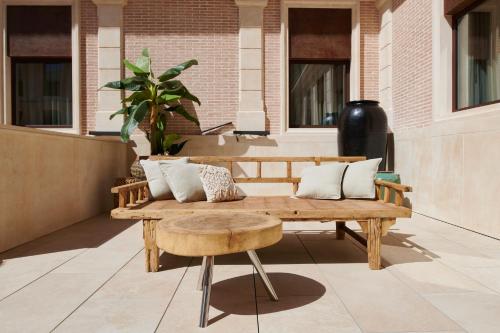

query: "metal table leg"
(199, 256), (214, 328)
(197, 256), (207, 291)
(247, 250), (278, 301)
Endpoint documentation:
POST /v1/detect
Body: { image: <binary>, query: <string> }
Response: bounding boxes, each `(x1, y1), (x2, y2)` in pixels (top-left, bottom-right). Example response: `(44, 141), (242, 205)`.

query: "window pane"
(13, 61), (72, 127)
(289, 63), (349, 127)
(456, 0), (500, 109)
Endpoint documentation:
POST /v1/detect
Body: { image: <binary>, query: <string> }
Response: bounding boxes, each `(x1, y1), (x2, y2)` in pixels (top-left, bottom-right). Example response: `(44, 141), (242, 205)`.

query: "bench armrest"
(111, 181), (150, 208)
(374, 179), (412, 206)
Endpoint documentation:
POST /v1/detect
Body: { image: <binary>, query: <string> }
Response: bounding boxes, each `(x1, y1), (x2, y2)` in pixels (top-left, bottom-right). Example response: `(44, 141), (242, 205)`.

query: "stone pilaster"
(235, 0), (267, 132)
(93, 0), (126, 132)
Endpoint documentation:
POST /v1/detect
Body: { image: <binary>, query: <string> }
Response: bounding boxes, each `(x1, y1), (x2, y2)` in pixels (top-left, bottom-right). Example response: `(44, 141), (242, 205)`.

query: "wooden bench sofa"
(111, 156), (412, 272)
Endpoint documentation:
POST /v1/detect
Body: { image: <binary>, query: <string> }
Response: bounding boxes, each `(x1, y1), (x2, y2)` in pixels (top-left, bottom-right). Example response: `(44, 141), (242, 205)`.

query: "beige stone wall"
(394, 112), (500, 239)
(389, 0), (500, 238)
(0, 125), (128, 252)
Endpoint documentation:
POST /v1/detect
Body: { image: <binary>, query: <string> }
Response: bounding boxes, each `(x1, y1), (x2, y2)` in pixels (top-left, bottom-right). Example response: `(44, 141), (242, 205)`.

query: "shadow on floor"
(0, 217), (139, 260)
(210, 272), (325, 316)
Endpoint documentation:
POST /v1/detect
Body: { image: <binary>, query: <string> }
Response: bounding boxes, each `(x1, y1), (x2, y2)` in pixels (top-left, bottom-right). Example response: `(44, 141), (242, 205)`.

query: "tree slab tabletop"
(156, 212), (283, 257)
(111, 196), (412, 221)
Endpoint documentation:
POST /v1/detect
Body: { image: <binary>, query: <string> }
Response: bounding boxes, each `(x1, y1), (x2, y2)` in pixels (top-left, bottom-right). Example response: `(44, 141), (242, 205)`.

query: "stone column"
(235, 0), (267, 132)
(93, 0), (126, 132)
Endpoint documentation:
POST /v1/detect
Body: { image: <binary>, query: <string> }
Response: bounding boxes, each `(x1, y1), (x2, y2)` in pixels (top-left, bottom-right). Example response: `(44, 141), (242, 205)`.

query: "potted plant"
(103, 48), (200, 155)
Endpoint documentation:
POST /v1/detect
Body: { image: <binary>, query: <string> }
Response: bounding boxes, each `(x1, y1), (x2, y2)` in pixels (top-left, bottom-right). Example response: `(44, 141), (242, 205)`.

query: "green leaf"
(131, 99), (150, 124)
(103, 76), (147, 91)
(120, 100), (150, 142)
(142, 48), (150, 57)
(103, 80), (123, 90)
(168, 140), (188, 155)
(166, 104), (200, 126)
(156, 92), (181, 105)
(158, 59), (198, 82)
(160, 80), (201, 106)
(135, 55), (150, 74)
(124, 59), (147, 76)
(162, 133), (181, 152)
(123, 91), (150, 104)
(109, 107), (129, 120)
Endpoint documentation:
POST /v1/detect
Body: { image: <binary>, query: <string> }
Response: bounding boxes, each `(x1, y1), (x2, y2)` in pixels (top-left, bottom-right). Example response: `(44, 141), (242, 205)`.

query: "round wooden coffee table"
(156, 212), (282, 328)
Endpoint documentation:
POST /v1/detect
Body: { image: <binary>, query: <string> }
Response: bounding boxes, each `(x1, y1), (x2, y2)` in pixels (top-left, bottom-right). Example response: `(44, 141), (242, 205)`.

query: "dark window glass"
(288, 8), (351, 128)
(455, 0), (500, 110)
(13, 59), (72, 127)
(289, 62), (349, 128)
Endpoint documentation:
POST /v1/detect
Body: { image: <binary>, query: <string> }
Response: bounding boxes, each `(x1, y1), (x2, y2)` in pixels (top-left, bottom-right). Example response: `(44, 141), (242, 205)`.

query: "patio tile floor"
(0, 214), (499, 333)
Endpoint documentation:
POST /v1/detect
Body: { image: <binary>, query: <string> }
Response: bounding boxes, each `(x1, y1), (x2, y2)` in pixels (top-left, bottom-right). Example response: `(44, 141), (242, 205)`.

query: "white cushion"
(199, 165), (240, 203)
(162, 163), (207, 203)
(342, 158), (382, 199)
(296, 163), (348, 200)
(140, 158), (188, 200)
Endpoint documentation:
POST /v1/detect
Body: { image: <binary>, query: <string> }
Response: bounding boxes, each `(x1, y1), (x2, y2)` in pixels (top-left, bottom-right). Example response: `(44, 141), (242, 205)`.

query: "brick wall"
(392, 0), (433, 130)
(79, 0), (382, 135)
(123, 0), (239, 135)
(360, 0), (380, 100)
(264, 0), (281, 134)
(80, 0), (98, 135)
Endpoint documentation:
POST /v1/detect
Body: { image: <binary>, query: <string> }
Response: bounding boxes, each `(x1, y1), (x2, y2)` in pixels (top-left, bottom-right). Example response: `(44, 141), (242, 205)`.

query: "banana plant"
(102, 48), (200, 155)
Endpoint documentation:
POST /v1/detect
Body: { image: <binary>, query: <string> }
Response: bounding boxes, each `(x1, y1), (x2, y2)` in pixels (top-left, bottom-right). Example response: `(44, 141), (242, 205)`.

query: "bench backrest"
(150, 156), (366, 194)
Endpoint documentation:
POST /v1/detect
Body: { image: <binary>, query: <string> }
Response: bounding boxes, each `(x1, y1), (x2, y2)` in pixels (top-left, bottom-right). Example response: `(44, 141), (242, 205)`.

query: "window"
(289, 61), (349, 127)
(288, 8), (351, 128)
(454, 0), (500, 111)
(7, 6), (73, 127)
(12, 59), (72, 127)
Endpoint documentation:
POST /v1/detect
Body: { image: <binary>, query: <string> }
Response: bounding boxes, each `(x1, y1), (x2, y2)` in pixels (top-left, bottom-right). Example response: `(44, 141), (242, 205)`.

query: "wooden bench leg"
(143, 219), (159, 272)
(367, 218), (382, 270)
(336, 221), (346, 240)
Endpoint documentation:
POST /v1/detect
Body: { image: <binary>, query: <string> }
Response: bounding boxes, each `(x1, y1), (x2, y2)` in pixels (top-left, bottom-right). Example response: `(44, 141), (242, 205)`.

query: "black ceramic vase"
(338, 100), (388, 170)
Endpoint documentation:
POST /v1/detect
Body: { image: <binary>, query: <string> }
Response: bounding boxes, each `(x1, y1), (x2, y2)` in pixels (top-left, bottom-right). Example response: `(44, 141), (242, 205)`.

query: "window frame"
(288, 59), (350, 128)
(280, 0), (361, 135)
(0, 1), (80, 134)
(452, 0), (500, 112)
(11, 56), (73, 128)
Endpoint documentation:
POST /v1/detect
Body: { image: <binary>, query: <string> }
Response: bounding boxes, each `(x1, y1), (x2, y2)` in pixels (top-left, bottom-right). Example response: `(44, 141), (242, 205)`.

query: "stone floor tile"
(304, 237), (462, 333)
(257, 294), (361, 333)
(53, 252), (190, 333)
(424, 292), (500, 333)
(156, 262), (257, 333)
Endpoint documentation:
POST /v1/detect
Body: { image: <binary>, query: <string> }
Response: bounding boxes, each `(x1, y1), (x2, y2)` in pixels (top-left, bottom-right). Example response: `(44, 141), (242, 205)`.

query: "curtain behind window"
(456, 0), (499, 109)
(14, 62), (72, 126)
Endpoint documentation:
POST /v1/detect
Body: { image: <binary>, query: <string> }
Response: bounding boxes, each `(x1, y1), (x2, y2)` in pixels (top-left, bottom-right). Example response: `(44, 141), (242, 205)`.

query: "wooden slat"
(374, 180), (412, 192)
(234, 177), (301, 183)
(129, 190), (137, 205)
(150, 156), (366, 163)
(111, 196), (412, 220)
(383, 186), (391, 203)
(287, 161), (292, 178)
(111, 181), (148, 194)
(118, 192), (127, 208)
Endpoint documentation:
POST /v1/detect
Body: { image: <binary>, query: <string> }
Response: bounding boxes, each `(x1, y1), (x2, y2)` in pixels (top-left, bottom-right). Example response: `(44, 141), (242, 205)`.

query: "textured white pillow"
(162, 163), (207, 203)
(296, 163), (348, 200)
(199, 165), (240, 202)
(140, 158), (188, 200)
(342, 158), (382, 199)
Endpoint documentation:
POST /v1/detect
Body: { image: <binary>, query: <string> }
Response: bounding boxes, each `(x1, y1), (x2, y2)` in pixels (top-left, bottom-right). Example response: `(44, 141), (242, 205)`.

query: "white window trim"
(280, 0), (361, 135)
(432, 0), (500, 123)
(0, 0), (80, 135)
